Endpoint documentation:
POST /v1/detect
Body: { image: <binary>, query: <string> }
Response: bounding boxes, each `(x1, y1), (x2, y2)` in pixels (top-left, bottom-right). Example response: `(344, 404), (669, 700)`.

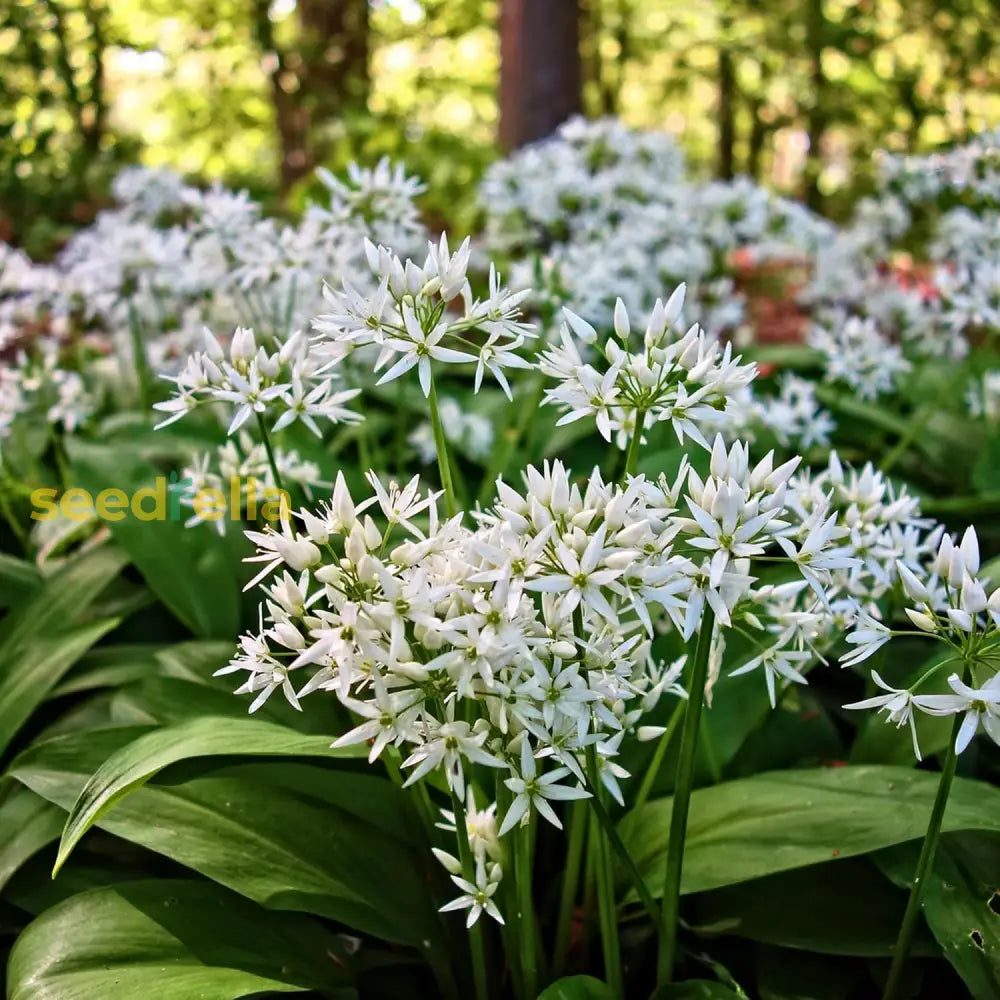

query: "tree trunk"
(747, 97), (766, 180)
(253, 0), (369, 195)
(500, 0), (582, 150)
(298, 0), (369, 161)
(803, 0), (827, 212)
(717, 44), (736, 180)
(81, 0), (107, 156)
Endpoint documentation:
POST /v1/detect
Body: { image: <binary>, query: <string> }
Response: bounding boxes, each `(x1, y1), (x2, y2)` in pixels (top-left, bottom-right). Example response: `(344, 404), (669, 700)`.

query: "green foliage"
(7, 879), (358, 999)
(7, 0), (1000, 254)
(620, 766), (1000, 897)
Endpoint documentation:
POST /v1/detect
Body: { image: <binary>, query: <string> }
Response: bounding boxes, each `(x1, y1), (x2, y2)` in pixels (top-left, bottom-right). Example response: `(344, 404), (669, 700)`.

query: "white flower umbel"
(540, 287), (757, 466)
(841, 527), (1000, 757)
(175, 432), (322, 535)
(313, 236), (534, 517)
(810, 315), (910, 401)
(313, 236), (535, 400)
(154, 326), (361, 435)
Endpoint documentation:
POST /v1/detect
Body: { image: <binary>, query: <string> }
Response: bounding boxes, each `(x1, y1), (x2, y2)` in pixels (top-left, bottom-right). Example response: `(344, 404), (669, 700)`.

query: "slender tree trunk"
(298, 0), (369, 163)
(253, 0), (369, 195)
(500, 0), (582, 150)
(82, 0), (107, 156)
(253, 0), (311, 193)
(803, 0), (828, 211)
(747, 97), (766, 180)
(718, 46), (736, 179)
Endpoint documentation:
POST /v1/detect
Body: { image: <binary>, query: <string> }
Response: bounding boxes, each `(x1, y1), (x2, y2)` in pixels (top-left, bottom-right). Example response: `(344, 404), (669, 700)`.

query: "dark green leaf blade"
(875, 833), (1000, 999)
(0, 618), (120, 756)
(537, 976), (614, 999)
(55, 714), (364, 873)
(620, 766), (1000, 898)
(68, 441), (243, 638)
(0, 784), (65, 893)
(6, 879), (355, 1000)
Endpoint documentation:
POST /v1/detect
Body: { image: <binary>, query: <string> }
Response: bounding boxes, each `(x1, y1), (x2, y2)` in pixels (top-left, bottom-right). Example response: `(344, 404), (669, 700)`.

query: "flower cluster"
(843, 527), (1000, 758)
(222, 428), (862, 906)
(313, 236), (534, 398)
(154, 326), (361, 435)
(481, 116), (832, 337)
(174, 432), (323, 534)
(808, 315), (910, 400)
(718, 374), (835, 451)
(540, 287), (757, 451)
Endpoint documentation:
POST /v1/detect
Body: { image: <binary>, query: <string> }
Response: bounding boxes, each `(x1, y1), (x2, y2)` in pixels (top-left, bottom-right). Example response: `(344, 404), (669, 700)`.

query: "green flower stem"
(515, 818), (538, 999)
(0, 478), (26, 548)
(623, 408), (647, 479)
(50, 429), (71, 492)
(880, 406), (932, 475)
(127, 303), (153, 414)
(882, 664), (971, 1000)
(357, 421), (374, 476)
(634, 699), (685, 812)
(586, 743), (624, 998)
(657, 605), (716, 986)
(552, 798), (587, 976)
(449, 789), (490, 1000)
(427, 374), (459, 519)
(495, 778), (524, 1000)
(581, 780), (660, 925)
(255, 413), (285, 495)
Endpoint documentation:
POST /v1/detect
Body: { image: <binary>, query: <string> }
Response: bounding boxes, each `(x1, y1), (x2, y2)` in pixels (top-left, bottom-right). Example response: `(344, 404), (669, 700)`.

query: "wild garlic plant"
(219, 246), (897, 997)
(838, 524), (1000, 1000)
(153, 324), (360, 501)
(312, 234), (534, 517)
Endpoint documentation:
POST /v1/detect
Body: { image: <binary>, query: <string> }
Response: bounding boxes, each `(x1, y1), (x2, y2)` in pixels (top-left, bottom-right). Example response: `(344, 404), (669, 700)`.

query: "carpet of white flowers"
(2, 120), (1000, 1000)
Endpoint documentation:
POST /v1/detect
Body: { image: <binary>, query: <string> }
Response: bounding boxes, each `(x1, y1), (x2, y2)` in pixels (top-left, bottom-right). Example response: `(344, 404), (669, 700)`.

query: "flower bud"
(432, 849), (462, 875)
(896, 561), (929, 602)
(613, 298), (630, 340)
(905, 607), (937, 632)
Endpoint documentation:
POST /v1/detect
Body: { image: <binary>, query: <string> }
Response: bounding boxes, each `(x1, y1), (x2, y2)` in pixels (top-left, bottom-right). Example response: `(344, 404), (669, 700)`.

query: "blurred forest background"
(3, 0), (1000, 257)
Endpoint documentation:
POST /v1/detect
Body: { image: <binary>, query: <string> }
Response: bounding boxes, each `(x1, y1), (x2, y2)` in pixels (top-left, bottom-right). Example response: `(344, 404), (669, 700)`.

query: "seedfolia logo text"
(30, 476), (291, 523)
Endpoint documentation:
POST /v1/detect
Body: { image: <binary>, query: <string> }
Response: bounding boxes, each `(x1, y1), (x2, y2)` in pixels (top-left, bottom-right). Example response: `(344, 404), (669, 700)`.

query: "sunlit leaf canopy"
(3, 0), (1000, 253)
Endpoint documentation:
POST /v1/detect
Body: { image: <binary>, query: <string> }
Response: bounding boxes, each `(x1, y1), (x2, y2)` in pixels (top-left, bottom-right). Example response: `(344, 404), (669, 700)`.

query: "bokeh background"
(4, 0), (1000, 256)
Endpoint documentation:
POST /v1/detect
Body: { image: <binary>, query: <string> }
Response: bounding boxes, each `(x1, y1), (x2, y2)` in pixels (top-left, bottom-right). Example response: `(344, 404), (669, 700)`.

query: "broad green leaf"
(744, 344), (823, 370)
(0, 618), (120, 756)
(0, 543), (126, 660)
(0, 785), (64, 892)
(875, 833), (1000, 999)
(7, 879), (356, 1000)
(0, 553), (41, 607)
(56, 714), (364, 873)
(620, 766), (1000, 898)
(153, 639), (234, 679)
(107, 674), (344, 734)
(690, 858), (937, 957)
(537, 976), (614, 999)
(52, 643), (173, 698)
(68, 441), (244, 638)
(4, 857), (146, 917)
(11, 730), (448, 952)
